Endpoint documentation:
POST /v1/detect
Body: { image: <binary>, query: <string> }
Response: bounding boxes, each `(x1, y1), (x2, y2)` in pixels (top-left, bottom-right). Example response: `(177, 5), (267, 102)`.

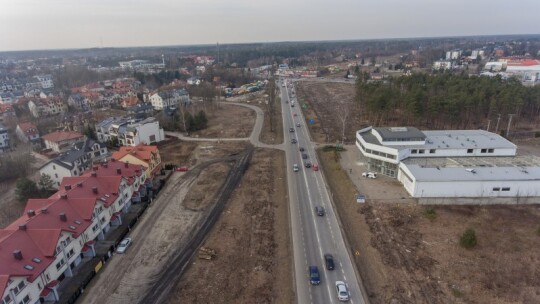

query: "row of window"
(357, 139), (397, 160)
(467, 148), (495, 153)
(411, 149), (436, 154)
(492, 187), (511, 192)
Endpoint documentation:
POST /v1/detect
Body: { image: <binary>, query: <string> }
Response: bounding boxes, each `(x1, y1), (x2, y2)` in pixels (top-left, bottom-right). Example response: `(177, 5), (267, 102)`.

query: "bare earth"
(191, 103), (256, 138)
(307, 80), (540, 304)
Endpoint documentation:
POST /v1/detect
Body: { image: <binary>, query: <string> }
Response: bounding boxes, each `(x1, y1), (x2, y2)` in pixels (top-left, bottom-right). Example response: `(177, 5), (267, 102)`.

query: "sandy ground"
(168, 148), (293, 304)
(190, 103), (255, 138)
(303, 80), (540, 304)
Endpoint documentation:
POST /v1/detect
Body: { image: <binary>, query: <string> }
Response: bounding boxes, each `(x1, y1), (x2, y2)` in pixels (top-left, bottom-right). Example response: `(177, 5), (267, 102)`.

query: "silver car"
(116, 237), (132, 254)
(335, 281), (350, 301)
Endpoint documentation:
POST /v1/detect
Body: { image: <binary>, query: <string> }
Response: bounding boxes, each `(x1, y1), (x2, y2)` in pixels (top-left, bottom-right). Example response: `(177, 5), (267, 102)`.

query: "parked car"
(362, 172), (377, 179)
(335, 281), (350, 301)
(291, 138), (297, 144)
(176, 166), (189, 172)
(324, 254), (335, 270)
(302, 153), (308, 159)
(315, 206), (325, 216)
(312, 164), (319, 171)
(304, 162), (311, 168)
(116, 237), (132, 254)
(309, 266), (321, 285)
(293, 164), (299, 172)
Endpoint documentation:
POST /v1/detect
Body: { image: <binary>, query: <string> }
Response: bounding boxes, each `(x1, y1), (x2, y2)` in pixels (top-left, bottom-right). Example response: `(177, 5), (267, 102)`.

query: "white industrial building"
(356, 126), (540, 199)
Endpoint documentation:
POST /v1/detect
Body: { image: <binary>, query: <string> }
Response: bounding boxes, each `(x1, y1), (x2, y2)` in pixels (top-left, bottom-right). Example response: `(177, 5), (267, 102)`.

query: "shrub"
(459, 228), (477, 249)
(423, 207), (437, 221)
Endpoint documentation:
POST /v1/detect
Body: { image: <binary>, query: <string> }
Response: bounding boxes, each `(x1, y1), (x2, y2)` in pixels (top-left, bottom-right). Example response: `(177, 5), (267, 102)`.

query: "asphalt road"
(280, 79), (366, 304)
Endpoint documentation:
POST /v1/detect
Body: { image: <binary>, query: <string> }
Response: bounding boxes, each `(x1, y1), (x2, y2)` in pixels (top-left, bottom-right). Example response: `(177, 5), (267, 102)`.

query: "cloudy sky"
(1, 0), (539, 51)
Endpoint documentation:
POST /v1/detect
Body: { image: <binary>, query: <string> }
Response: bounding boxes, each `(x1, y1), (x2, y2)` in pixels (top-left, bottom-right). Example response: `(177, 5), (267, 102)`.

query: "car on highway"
(304, 162), (311, 168)
(309, 266), (321, 285)
(299, 147), (305, 152)
(116, 237), (132, 254)
(293, 164), (299, 172)
(289, 127), (295, 132)
(315, 206), (325, 216)
(335, 281), (350, 301)
(291, 138), (297, 144)
(293, 113), (297, 117)
(324, 254), (335, 270)
(362, 172), (377, 179)
(312, 164), (319, 171)
(302, 153), (308, 159)
(296, 122), (301, 127)
(291, 103), (295, 107)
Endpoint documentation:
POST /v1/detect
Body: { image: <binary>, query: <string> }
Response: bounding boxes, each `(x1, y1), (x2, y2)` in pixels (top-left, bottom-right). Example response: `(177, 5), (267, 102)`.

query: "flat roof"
(403, 155), (540, 182)
(373, 127), (426, 141)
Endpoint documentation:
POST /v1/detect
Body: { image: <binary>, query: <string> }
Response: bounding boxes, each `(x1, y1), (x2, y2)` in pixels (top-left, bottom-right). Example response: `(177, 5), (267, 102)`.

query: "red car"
(293, 113), (298, 117)
(176, 166), (189, 172)
(312, 164), (319, 171)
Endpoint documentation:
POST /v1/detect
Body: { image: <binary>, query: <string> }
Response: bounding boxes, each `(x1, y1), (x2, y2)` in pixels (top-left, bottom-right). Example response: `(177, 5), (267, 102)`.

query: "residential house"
(28, 97), (67, 118)
(42, 131), (85, 153)
(121, 117), (164, 146)
(149, 88), (190, 110)
(95, 117), (132, 144)
(187, 77), (201, 85)
(16, 122), (40, 144)
(39, 138), (109, 188)
(432, 60), (453, 70)
(120, 96), (139, 108)
(0, 123), (9, 151)
(112, 144), (162, 178)
(0, 104), (15, 120)
(0, 161), (145, 304)
(0, 92), (15, 104)
(126, 104), (154, 117)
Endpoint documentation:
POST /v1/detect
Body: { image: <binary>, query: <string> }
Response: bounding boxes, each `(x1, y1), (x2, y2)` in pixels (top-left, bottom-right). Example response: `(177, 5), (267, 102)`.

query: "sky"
(1, 0), (539, 51)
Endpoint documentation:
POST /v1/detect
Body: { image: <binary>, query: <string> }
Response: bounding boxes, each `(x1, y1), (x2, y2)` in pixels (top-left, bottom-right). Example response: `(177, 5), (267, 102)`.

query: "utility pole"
(495, 114), (502, 133)
(487, 119), (491, 132)
(506, 114), (515, 138)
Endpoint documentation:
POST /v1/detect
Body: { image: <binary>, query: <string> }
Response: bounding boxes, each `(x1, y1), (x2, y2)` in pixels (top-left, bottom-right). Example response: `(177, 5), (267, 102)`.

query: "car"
(291, 138), (297, 144)
(289, 127), (295, 132)
(116, 237), (132, 254)
(302, 153), (308, 159)
(293, 113), (298, 117)
(335, 281), (350, 301)
(176, 166), (189, 172)
(286, 100), (289, 103)
(324, 254), (335, 270)
(362, 172), (377, 179)
(293, 164), (299, 172)
(299, 147), (305, 152)
(291, 104), (295, 107)
(315, 206), (325, 216)
(312, 164), (319, 171)
(296, 122), (301, 127)
(304, 162), (311, 168)
(309, 266), (321, 285)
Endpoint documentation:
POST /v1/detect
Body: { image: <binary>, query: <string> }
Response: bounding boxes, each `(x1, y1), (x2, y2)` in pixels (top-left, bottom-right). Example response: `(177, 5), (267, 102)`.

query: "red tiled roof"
(0, 104), (14, 114)
(112, 144), (159, 163)
(83, 160), (145, 185)
(18, 122), (39, 137)
(507, 59), (540, 67)
(42, 131), (83, 143)
(57, 175), (122, 207)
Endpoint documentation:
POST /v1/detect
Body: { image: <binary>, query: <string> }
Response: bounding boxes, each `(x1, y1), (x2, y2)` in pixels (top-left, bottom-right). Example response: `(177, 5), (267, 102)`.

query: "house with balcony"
(112, 144), (162, 178)
(149, 88), (189, 110)
(28, 97), (67, 118)
(120, 117), (164, 146)
(42, 131), (85, 153)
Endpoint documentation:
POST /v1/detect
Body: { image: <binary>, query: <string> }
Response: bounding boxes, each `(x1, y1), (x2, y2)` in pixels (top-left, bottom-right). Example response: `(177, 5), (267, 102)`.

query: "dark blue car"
(309, 266), (321, 285)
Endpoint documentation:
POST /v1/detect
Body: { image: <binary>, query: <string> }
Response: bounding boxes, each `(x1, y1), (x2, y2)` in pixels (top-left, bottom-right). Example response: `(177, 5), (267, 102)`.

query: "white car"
(116, 237), (132, 254)
(362, 172), (377, 179)
(293, 164), (299, 172)
(335, 281), (350, 301)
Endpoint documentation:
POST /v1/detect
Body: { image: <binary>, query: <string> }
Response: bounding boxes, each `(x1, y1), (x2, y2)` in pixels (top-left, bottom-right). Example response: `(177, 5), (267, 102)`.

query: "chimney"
(27, 210), (36, 217)
(103, 163), (108, 168)
(13, 250), (23, 260)
(91, 172), (97, 177)
(60, 194), (67, 199)
(77, 183), (83, 187)
(19, 224), (27, 231)
(64, 184), (71, 191)
(41, 208), (48, 214)
(124, 162), (129, 168)
(92, 187), (98, 194)
(111, 158), (116, 162)
(117, 168), (122, 175)
(93, 166), (98, 171)
(59, 213), (67, 222)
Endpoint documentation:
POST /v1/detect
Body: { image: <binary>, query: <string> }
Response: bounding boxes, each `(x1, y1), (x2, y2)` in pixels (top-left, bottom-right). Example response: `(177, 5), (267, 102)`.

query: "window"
(419, 149), (425, 154)
(502, 187), (511, 191)
(19, 294), (30, 304)
(488, 148), (494, 153)
(55, 173), (58, 178)
(3, 294), (12, 304)
(56, 259), (65, 270)
(12, 280), (26, 295)
(67, 249), (75, 259)
(149, 135), (156, 142)
(481, 149), (487, 153)
(467, 149), (473, 153)
(411, 149), (417, 154)
(45, 274), (50, 281)
(492, 187), (500, 191)
(92, 224), (99, 232)
(53, 165), (56, 170)
(429, 149), (436, 154)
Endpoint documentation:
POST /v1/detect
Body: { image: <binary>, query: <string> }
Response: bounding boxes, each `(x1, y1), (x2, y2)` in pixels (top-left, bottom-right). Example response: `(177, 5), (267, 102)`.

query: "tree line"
(355, 73), (540, 133)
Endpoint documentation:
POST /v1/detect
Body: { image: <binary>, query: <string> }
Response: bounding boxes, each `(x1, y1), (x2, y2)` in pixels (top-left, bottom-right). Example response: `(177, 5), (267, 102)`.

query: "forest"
(355, 73), (540, 135)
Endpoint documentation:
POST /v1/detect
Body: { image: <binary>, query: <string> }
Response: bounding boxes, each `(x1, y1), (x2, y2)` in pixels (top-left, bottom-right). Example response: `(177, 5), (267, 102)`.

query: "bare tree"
(265, 79), (277, 133)
(336, 100), (350, 144)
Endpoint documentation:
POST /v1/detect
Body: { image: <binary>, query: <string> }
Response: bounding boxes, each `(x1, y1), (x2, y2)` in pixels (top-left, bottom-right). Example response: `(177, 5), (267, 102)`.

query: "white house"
(16, 122), (40, 144)
(0, 123), (9, 151)
(42, 131), (85, 153)
(28, 97), (67, 118)
(120, 117), (165, 146)
(432, 60), (453, 70)
(149, 88), (190, 110)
